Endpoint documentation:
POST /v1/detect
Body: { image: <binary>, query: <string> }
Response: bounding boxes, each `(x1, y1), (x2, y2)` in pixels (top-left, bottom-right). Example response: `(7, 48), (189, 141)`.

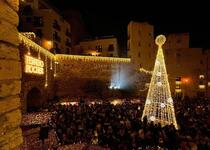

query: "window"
(36, 29), (42, 38)
(138, 52), (140, 57)
(53, 20), (61, 31)
(66, 48), (70, 54)
(175, 89), (182, 93)
(66, 29), (71, 37)
(54, 43), (60, 54)
(175, 77), (181, 85)
(199, 75), (204, 79)
(176, 77), (181, 81)
(66, 39), (71, 47)
(176, 53), (181, 57)
(54, 42), (58, 49)
(26, 17), (32, 23)
(177, 39), (181, 43)
(96, 45), (102, 52)
(198, 85), (205, 89)
(108, 44), (114, 51)
(53, 31), (61, 42)
(22, 5), (33, 15)
(33, 16), (43, 27)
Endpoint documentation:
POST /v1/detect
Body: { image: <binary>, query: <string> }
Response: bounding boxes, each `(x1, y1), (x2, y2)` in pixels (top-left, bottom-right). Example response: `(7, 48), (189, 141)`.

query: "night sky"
(49, 0), (210, 50)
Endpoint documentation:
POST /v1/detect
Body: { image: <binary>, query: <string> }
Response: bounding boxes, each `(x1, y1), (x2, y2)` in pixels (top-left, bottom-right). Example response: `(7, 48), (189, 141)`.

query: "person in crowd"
(47, 98), (210, 149)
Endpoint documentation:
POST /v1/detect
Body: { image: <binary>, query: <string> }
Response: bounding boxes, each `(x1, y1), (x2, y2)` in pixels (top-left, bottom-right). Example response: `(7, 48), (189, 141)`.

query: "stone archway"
(26, 87), (43, 112)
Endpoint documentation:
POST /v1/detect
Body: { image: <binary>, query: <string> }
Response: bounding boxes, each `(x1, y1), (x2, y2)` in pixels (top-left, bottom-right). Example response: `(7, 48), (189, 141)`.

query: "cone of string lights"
(141, 35), (178, 129)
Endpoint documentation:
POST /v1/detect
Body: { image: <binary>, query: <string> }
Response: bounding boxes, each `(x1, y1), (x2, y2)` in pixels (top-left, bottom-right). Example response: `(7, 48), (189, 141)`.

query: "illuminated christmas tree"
(141, 35), (178, 129)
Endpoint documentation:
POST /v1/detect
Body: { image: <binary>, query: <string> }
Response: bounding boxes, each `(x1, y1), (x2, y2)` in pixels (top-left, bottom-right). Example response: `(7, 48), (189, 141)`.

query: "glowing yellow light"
(167, 98), (173, 103)
(60, 102), (78, 106)
(25, 55), (44, 74)
(91, 102), (95, 105)
(176, 85), (180, 88)
(175, 81), (181, 85)
(175, 89), (182, 93)
(208, 82), (210, 87)
(150, 116), (155, 121)
(21, 32), (36, 40)
(55, 54), (131, 63)
(111, 99), (122, 105)
(199, 75), (204, 79)
(45, 56), (48, 88)
(45, 83), (48, 87)
(19, 33), (54, 59)
(199, 85), (205, 89)
(91, 52), (101, 56)
(42, 39), (53, 50)
(142, 35), (178, 129)
(139, 68), (152, 74)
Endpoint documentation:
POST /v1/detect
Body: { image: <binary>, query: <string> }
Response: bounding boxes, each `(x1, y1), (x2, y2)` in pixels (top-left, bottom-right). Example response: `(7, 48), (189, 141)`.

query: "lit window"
(199, 85), (205, 89)
(199, 75), (205, 79)
(208, 82), (210, 86)
(176, 85), (180, 88)
(175, 81), (181, 85)
(175, 89), (182, 93)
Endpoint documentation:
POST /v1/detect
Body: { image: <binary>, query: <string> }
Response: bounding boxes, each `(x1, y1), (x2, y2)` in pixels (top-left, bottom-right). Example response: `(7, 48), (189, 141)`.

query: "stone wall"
(19, 41), (55, 113)
(0, 0), (23, 149)
(18, 35), (149, 111)
(55, 55), (148, 98)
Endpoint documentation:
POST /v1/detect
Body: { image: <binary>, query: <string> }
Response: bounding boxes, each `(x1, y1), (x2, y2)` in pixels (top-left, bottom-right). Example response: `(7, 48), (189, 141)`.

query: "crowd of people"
(48, 98), (209, 150)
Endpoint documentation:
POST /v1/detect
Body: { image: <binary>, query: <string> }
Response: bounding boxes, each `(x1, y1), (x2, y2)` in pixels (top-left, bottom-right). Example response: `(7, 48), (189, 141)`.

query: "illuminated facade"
(127, 21), (155, 70)
(19, 0), (72, 54)
(127, 21), (208, 98)
(75, 36), (119, 57)
(142, 35), (178, 129)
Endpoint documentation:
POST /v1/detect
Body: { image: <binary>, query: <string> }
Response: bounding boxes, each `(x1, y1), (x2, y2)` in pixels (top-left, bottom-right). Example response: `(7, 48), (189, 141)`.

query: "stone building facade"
(127, 21), (210, 98)
(0, 0), (23, 149)
(55, 55), (132, 98)
(19, 33), (55, 113)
